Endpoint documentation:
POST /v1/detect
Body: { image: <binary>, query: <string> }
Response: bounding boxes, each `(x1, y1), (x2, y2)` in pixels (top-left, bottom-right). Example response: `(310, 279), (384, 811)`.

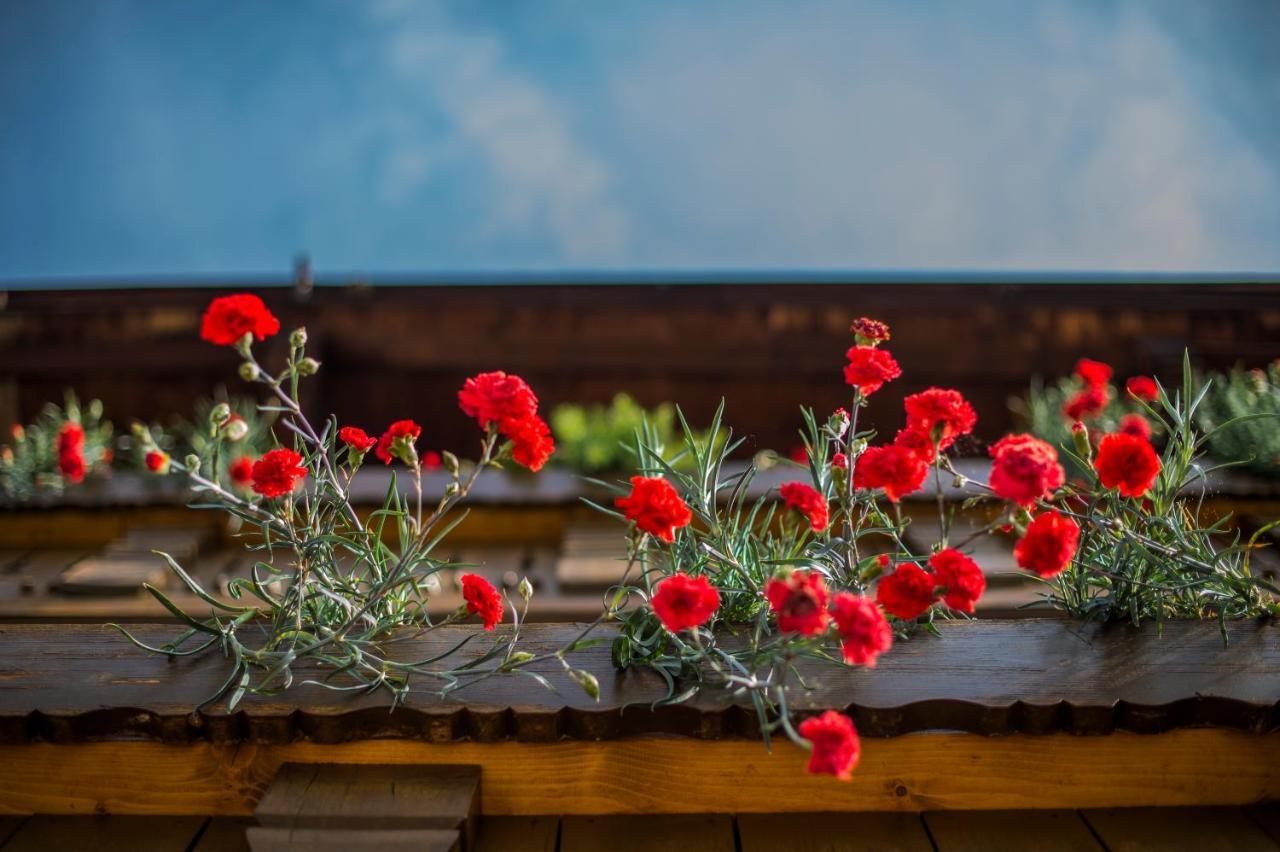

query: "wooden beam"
(0, 730), (1276, 817)
(3, 620), (1277, 744)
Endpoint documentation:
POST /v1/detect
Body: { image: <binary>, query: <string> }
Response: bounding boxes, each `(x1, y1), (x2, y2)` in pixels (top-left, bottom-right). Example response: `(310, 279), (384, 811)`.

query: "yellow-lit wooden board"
(0, 730), (1276, 817)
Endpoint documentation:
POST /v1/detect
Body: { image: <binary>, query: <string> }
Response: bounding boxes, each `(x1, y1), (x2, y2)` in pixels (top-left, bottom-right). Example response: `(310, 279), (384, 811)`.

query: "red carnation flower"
(144, 450), (170, 474)
(850, 317), (891, 345)
(988, 433), (1065, 508)
(929, 548), (985, 614)
(229, 456), (254, 486)
(1126, 376), (1159, 402)
(502, 414), (555, 472)
(1118, 413), (1152, 441)
(56, 422), (83, 453)
(798, 711), (860, 781)
(853, 444), (928, 502)
(199, 293), (281, 346)
(876, 562), (938, 620)
(458, 372), (538, 429)
(58, 453), (87, 483)
(460, 573), (504, 630)
(56, 422), (86, 483)
(1074, 358), (1113, 388)
(251, 448), (308, 498)
(903, 388), (977, 451)
(1095, 432), (1161, 498)
(615, 476), (692, 543)
(651, 572), (720, 632)
(1063, 385), (1108, 421)
(830, 593), (892, 667)
(779, 482), (829, 532)
(893, 427), (936, 463)
(1014, 511), (1080, 578)
(338, 426), (377, 453)
(375, 419), (421, 466)
(765, 571), (831, 635)
(843, 346), (902, 396)
(831, 452), (848, 470)
(422, 450), (442, 471)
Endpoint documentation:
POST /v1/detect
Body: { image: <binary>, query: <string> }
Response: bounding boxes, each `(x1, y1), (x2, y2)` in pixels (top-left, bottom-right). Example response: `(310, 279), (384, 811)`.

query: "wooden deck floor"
(2, 808), (1278, 851)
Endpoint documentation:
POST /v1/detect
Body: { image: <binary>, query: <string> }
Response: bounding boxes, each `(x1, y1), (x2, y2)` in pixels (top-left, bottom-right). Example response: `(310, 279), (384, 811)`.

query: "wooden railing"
(0, 619), (1277, 816)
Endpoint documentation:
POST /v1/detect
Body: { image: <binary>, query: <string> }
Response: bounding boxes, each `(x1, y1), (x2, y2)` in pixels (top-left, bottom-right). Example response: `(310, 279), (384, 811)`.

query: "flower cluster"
(118, 293), (569, 713)
(459, 371), (555, 472)
(599, 318), (1269, 785)
(1020, 356), (1162, 480)
(118, 297), (1271, 791)
(0, 393), (113, 501)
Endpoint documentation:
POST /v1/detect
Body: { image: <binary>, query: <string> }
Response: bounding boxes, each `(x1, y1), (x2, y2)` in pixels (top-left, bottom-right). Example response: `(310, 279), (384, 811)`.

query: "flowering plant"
(126, 393), (275, 488)
(1197, 361), (1280, 478)
(114, 294), (587, 709)
(590, 321), (1278, 780)
(0, 392), (113, 501)
(1014, 358), (1163, 476)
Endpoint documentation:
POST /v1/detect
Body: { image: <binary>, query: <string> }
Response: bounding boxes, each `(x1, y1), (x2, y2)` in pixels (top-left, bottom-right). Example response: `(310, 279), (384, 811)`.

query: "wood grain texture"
(924, 810), (1103, 851)
(737, 812), (934, 851)
(560, 815), (735, 852)
(1081, 807), (1280, 852)
(0, 731), (1276, 816)
(1, 619), (1277, 744)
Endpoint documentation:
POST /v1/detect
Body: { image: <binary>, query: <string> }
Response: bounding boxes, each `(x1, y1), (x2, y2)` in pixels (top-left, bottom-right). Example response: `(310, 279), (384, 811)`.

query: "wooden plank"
(0, 731), (1275, 817)
(245, 826), (459, 851)
(54, 556), (166, 596)
(0, 817), (27, 847)
(1, 620), (1278, 744)
(924, 809), (1102, 851)
(1082, 806), (1280, 851)
(474, 816), (559, 852)
(0, 551), (89, 598)
(561, 814), (735, 852)
(191, 817), (253, 852)
(6, 281), (1280, 462)
(1248, 804), (1280, 845)
(1, 815), (207, 851)
(108, 526), (213, 560)
(737, 812), (933, 851)
(254, 763), (478, 846)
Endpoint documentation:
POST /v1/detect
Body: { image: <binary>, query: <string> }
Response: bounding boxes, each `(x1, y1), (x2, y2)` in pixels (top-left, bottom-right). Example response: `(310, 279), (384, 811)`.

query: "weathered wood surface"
(0, 620), (1277, 744)
(4, 281), (1279, 460)
(1, 809), (1277, 851)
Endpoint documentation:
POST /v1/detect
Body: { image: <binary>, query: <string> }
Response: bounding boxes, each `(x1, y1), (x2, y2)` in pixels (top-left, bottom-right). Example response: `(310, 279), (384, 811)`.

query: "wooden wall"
(1, 281), (1277, 455)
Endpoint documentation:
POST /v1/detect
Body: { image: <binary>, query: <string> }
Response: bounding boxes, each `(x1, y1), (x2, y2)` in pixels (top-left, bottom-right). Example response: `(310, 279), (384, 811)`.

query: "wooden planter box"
(0, 618), (1277, 821)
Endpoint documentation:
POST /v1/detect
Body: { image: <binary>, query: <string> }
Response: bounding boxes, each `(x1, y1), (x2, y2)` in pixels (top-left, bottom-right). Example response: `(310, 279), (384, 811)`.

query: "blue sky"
(1, 0), (1278, 279)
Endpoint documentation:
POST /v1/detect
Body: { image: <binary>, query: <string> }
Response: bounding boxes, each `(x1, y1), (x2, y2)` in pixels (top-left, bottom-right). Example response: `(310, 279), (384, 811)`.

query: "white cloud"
(606, 1), (1280, 270)
(373, 9), (629, 263)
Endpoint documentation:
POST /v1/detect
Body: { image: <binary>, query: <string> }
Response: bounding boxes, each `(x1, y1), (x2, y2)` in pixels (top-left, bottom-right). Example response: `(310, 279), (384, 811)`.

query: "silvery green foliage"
(1197, 362), (1280, 479)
